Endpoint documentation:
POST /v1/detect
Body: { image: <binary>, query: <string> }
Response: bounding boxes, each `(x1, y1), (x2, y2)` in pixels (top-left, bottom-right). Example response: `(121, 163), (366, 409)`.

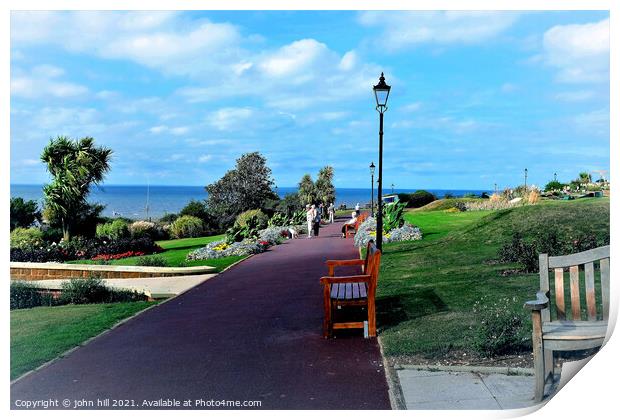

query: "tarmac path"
(11, 218), (391, 410)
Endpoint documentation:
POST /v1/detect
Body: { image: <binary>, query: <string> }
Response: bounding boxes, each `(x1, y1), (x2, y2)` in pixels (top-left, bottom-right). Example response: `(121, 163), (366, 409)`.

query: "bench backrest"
(539, 245), (610, 322)
(365, 241), (382, 298)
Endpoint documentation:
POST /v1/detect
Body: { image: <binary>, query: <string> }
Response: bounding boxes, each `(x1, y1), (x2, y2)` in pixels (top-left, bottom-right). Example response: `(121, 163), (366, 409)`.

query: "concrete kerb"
(395, 364), (535, 376)
(10, 254), (254, 386)
(377, 336), (407, 410)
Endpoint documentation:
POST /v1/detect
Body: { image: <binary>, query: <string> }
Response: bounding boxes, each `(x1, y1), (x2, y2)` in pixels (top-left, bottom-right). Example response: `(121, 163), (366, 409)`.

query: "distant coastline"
(10, 184), (492, 220)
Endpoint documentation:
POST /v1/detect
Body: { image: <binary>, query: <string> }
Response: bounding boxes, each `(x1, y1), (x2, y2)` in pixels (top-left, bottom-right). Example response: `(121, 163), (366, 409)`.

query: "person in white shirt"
(328, 203), (335, 224)
(306, 204), (315, 238)
(341, 211), (358, 238)
(355, 203), (360, 216)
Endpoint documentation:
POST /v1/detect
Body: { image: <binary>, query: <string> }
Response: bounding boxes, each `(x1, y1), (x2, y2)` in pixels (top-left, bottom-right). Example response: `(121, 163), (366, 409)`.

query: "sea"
(10, 184), (491, 220)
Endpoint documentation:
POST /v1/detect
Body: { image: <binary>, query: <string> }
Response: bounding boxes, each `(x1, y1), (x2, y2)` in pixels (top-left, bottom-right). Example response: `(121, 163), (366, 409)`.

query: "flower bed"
(187, 224), (306, 261)
(92, 251), (146, 261)
(10, 237), (163, 263)
(354, 216), (422, 248)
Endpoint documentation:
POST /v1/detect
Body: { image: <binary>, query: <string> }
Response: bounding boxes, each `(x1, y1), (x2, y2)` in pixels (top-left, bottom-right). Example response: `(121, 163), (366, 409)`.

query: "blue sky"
(10, 11), (610, 189)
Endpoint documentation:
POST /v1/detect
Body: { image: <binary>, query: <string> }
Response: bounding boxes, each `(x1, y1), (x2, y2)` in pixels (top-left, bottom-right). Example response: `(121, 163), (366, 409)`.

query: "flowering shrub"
(472, 297), (529, 356)
(187, 239), (267, 260)
(96, 219), (130, 240)
(10, 227), (45, 249)
(170, 215), (204, 239)
(388, 224), (423, 242)
(354, 217), (422, 248)
(464, 200), (519, 211)
(258, 226), (288, 245)
(130, 220), (168, 240)
(93, 251), (146, 261)
(10, 237), (163, 263)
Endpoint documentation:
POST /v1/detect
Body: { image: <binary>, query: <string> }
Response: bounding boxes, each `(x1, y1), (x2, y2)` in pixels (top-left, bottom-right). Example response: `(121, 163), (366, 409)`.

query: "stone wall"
(10, 262), (215, 281)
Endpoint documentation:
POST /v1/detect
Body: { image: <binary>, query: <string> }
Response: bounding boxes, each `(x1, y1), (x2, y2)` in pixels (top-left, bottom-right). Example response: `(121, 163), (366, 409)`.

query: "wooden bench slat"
(359, 282), (367, 298)
(352, 282), (360, 299)
(601, 258), (610, 321)
(542, 322), (608, 340)
(584, 262), (596, 321)
(569, 265), (581, 320)
(548, 245), (610, 268)
(337, 283), (345, 300)
(330, 284), (339, 299)
(554, 268), (565, 320)
(345, 283), (352, 299)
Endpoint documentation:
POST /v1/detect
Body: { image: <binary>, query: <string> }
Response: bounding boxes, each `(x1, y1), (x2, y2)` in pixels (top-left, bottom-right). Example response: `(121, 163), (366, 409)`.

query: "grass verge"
(11, 301), (157, 380)
(69, 234), (244, 272)
(378, 198), (609, 359)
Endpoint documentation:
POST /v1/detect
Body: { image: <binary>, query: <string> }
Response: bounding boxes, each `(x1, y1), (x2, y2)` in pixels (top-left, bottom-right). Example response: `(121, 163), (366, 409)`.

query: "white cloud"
(554, 90), (595, 102)
(11, 65), (88, 99)
(198, 154), (213, 163)
(401, 102), (422, 112)
(169, 126), (190, 136)
(207, 107), (254, 131)
(542, 18), (609, 83)
(358, 11), (520, 50)
(11, 11), (242, 77)
(258, 39), (329, 78)
(149, 125), (168, 134)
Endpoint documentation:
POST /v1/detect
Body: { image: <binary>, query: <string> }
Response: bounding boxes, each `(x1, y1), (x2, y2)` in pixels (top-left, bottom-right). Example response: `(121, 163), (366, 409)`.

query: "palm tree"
(578, 172), (592, 184)
(41, 136), (112, 241)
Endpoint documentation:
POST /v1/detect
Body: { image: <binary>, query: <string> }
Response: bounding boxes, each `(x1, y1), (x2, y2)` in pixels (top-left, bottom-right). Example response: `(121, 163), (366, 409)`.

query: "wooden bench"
(344, 213), (367, 238)
(320, 241), (381, 338)
(524, 245), (610, 402)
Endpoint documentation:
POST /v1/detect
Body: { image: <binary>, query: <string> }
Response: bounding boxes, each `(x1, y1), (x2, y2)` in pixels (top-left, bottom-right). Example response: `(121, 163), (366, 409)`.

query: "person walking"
(305, 204), (314, 238)
(355, 203), (360, 216)
(328, 202), (335, 224)
(312, 204), (321, 237)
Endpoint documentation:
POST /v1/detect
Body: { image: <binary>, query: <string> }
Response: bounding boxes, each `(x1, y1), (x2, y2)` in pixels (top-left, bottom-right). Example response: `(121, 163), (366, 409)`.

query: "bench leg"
(367, 294), (377, 338)
(323, 285), (332, 338)
(531, 310), (545, 402)
(544, 349), (554, 383)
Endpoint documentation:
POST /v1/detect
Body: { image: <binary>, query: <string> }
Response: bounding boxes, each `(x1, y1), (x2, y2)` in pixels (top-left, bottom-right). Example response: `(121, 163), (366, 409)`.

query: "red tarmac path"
(11, 219), (391, 410)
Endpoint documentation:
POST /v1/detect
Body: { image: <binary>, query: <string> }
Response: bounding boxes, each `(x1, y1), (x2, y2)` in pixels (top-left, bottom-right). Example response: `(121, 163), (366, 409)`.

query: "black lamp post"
(370, 162), (376, 217)
(391, 183), (395, 194)
(554, 172), (557, 182)
(524, 168), (528, 190)
(373, 72), (391, 251)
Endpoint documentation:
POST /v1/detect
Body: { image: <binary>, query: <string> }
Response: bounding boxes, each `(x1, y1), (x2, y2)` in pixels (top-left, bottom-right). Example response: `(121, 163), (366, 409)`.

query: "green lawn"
(69, 234), (245, 272)
(377, 198), (610, 358)
(11, 301), (158, 379)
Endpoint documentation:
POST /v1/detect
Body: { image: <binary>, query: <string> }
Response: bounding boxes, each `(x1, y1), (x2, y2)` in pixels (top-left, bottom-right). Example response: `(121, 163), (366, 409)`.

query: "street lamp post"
(554, 172), (557, 182)
(373, 72), (391, 251)
(391, 183), (395, 194)
(370, 162), (376, 217)
(524, 168), (528, 190)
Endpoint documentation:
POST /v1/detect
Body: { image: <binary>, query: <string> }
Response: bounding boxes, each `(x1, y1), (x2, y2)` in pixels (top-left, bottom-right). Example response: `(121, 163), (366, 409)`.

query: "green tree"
(544, 180), (566, 192)
(315, 166), (336, 205)
(276, 193), (302, 217)
(41, 136), (112, 241)
(10, 197), (41, 230)
(298, 174), (317, 205)
(578, 172), (592, 184)
(205, 152), (277, 229)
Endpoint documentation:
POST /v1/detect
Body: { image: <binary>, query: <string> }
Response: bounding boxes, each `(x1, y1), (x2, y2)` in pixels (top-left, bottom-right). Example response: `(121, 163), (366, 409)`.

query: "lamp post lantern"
(373, 72), (391, 251)
(370, 162), (376, 217)
(554, 172), (557, 182)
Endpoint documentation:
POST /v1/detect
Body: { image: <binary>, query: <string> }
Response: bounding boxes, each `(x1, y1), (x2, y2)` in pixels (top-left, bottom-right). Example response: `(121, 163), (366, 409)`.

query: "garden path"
(11, 218), (391, 409)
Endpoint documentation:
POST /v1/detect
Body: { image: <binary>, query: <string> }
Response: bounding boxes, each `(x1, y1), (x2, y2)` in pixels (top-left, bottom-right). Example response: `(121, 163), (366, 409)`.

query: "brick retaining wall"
(10, 262), (215, 281)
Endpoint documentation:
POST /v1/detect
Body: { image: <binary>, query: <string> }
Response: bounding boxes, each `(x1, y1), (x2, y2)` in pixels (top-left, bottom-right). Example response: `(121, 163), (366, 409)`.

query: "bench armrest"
(524, 291), (550, 311)
(320, 274), (371, 285)
(325, 259), (364, 267)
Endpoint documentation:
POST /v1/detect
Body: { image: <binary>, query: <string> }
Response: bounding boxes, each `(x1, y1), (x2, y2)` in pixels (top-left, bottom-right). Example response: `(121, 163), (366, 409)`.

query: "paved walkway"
(28, 274), (218, 299)
(11, 220), (391, 410)
(398, 368), (536, 410)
